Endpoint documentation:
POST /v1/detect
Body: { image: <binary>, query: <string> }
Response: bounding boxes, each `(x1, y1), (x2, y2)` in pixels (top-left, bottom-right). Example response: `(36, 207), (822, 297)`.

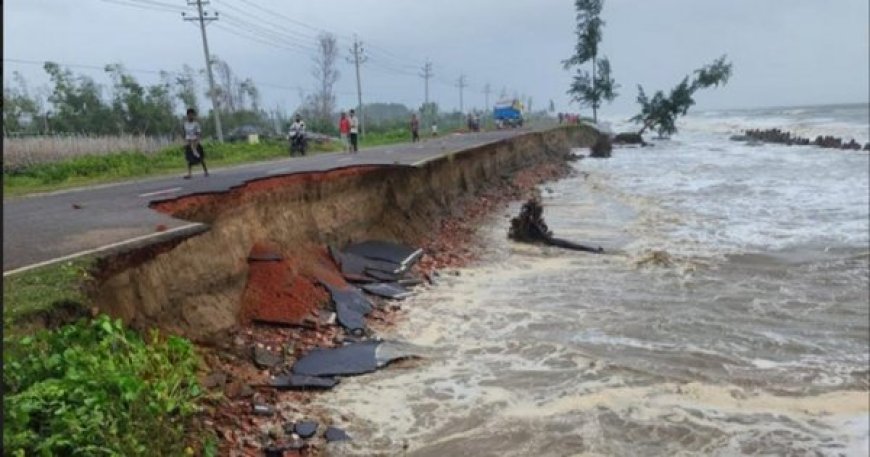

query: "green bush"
(3, 315), (202, 456)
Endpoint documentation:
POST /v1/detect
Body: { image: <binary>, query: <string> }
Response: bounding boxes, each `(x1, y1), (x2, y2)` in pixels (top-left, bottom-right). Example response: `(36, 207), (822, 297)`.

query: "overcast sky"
(4, 0), (869, 117)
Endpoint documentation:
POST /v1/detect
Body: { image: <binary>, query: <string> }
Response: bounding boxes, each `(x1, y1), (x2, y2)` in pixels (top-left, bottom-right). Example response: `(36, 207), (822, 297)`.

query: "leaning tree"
(631, 56), (732, 138)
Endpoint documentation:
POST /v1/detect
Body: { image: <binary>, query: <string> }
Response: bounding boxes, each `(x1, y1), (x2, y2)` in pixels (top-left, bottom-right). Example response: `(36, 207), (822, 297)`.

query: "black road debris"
(291, 341), (423, 378)
(324, 426), (352, 442)
(294, 421), (318, 439)
(361, 282), (412, 300)
(268, 373), (340, 390)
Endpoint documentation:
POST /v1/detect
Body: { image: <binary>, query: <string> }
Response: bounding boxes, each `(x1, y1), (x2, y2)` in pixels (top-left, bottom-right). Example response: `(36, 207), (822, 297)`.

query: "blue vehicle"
(493, 99), (524, 128)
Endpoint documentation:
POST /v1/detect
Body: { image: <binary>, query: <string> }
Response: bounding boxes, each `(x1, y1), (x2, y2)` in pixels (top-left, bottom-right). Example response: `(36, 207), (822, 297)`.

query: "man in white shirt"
(348, 109), (360, 153)
(183, 108), (208, 179)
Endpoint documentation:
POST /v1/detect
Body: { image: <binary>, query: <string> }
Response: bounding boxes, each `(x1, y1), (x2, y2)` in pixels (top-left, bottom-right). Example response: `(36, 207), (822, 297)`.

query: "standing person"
(182, 108), (208, 179)
(348, 109), (360, 153)
(288, 114), (307, 156)
(338, 111), (351, 152)
(431, 120), (438, 137)
(410, 113), (420, 142)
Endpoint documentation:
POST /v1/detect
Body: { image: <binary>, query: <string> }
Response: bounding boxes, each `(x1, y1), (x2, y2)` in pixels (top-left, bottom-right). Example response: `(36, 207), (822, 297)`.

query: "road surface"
(3, 129), (534, 273)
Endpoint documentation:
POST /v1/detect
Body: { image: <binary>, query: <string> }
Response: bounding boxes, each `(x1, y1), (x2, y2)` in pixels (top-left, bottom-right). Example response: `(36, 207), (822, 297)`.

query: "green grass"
(3, 128), (468, 197)
(3, 315), (203, 456)
(3, 257), (95, 328)
(3, 261), (207, 456)
(3, 139), (341, 197)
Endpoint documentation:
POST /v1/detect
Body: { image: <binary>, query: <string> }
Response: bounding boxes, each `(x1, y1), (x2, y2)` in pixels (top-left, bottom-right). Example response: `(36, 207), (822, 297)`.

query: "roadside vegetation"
(3, 261), (210, 456)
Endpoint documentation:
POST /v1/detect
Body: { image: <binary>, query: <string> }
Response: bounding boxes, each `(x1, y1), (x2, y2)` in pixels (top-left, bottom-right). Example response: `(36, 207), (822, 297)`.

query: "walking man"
(410, 113), (420, 142)
(349, 109), (360, 153)
(183, 108), (208, 179)
(338, 111), (351, 152)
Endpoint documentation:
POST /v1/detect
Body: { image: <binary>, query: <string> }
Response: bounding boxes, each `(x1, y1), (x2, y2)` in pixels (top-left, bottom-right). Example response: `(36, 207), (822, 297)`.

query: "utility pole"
(183, 0), (223, 142)
(419, 60), (433, 105)
(347, 35), (367, 137)
(456, 74), (467, 113)
(483, 83), (491, 128)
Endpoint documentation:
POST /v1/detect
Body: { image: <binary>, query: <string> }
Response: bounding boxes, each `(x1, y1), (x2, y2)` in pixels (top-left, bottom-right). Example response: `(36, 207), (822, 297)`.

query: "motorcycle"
(289, 131), (307, 156)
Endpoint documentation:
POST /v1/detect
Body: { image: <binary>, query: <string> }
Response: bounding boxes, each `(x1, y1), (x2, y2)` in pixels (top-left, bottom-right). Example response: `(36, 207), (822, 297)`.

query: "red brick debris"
(192, 160), (571, 456)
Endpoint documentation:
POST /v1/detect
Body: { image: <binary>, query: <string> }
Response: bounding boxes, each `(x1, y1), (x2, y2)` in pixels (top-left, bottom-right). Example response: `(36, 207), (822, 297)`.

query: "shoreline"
(73, 125), (600, 454)
(196, 155), (579, 456)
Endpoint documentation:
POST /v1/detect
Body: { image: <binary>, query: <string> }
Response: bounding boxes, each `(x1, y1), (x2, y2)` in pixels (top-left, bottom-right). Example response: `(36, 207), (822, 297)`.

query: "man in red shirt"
(338, 111), (351, 152)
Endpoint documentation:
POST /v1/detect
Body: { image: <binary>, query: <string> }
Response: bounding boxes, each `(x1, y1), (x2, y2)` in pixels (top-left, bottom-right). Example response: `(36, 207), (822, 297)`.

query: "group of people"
(179, 107), (447, 179)
(557, 113), (582, 125)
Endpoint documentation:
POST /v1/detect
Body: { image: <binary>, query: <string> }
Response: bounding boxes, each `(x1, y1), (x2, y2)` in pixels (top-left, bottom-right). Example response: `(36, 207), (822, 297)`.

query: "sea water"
(316, 103), (869, 456)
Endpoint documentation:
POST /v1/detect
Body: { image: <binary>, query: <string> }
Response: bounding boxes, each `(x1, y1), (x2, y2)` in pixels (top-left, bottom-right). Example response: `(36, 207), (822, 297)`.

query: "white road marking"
(3, 223), (205, 277)
(138, 187), (183, 198)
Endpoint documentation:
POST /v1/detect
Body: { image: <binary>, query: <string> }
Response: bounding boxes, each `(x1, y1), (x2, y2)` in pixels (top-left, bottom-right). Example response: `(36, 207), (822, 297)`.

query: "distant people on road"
(349, 109), (360, 152)
(410, 114), (420, 142)
(182, 108), (208, 179)
(339, 111), (351, 152)
(558, 112), (564, 124)
(288, 114), (307, 156)
(431, 121), (438, 137)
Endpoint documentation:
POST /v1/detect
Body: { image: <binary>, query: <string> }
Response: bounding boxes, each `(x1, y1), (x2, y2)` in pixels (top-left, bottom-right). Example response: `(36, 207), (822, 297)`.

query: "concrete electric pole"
(456, 74), (467, 113)
(483, 83), (491, 114)
(419, 60), (433, 105)
(348, 36), (367, 137)
(183, 0), (224, 142)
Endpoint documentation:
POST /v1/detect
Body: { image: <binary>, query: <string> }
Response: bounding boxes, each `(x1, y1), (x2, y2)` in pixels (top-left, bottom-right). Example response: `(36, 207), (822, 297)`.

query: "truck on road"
(493, 98), (524, 129)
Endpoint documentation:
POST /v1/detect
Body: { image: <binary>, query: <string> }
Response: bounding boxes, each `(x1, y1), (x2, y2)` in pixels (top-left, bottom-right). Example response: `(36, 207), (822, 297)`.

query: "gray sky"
(4, 0), (868, 117)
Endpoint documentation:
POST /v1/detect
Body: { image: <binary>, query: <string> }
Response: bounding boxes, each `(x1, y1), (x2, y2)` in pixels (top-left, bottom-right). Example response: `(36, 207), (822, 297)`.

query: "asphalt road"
(3, 129), (532, 273)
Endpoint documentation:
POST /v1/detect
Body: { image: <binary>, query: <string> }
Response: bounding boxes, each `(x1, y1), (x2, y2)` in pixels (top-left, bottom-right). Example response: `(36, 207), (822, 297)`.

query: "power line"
(420, 61), (433, 105)
(183, 0), (224, 142)
(347, 36), (367, 136)
(456, 74), (467, 113)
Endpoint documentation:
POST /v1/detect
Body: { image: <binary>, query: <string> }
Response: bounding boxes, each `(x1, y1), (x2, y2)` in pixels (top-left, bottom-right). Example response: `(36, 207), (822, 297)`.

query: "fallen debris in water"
(291, 340), (422, 377)
(361, 282), (413, 300)
(324, 426), (352, 442)
(344, 240), (424, 269)
(268, 373), (339, 390)
(735, 128), (869, 151)
(292, 341), (380, 377)
(508, 198), (603, 253)
(293, 421), (318, 439)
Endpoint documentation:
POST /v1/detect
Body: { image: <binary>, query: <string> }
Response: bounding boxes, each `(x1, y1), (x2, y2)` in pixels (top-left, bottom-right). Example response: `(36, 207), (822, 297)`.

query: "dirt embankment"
(90, 126), (600, 342)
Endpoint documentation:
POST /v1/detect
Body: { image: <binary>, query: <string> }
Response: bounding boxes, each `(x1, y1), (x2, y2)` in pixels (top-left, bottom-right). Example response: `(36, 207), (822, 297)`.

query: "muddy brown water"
(311, 129), (869, 456)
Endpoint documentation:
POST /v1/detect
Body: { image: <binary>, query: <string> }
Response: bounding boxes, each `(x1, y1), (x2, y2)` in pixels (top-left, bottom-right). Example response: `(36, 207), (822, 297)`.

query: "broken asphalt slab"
(344, 240), (423, 269)
(293, 421), (318, 439)
(324, 426), (352, 442)
(291, 341), (426, 377)
(323, 284), (374, 335)
(292, 341), (380, 377)
(361, 282), (413, 300)
(268, 374), (340, 390)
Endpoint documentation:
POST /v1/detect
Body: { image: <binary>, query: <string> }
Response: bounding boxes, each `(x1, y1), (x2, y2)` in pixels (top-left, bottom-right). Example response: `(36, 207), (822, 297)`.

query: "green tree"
(631, 56), (732, 137)
(175, 64), (199, 113)
(3, 72), (43, 135)
(44, 62), (114, 134)
(563, 0), (617, 122)
(104, 65), (177, 135)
